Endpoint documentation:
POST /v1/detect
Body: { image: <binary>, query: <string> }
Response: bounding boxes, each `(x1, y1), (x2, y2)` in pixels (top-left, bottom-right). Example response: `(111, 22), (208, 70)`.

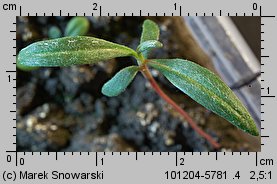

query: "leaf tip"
(140, 19), (160, 44)
(101, 66), (139, 97)
(101, 83), (118, 97)
(240, 114), (260, 136)
(249, 125), (260, 136)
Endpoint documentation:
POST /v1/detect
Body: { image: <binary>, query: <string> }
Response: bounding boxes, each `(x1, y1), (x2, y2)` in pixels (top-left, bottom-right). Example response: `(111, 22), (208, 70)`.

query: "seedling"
(49, 16), (90, 39)
(18, 19), (259, 149)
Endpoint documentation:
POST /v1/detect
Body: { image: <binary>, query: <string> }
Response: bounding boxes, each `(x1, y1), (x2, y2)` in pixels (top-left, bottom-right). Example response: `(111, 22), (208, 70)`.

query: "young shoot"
(17, 19), (259, 149)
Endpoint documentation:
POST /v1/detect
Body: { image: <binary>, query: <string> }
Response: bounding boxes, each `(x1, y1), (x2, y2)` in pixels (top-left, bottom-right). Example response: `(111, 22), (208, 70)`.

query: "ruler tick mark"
(100, 6), (102, 16)
(175, 152), (178, 166)
(96, 152), (98, 166)
(255, 152), (258, 166)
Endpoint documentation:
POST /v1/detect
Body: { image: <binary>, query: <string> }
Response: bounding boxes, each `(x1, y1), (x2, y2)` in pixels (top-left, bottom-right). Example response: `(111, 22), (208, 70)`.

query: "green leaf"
(149, 59), (259, 136)
(65, 17), (90, 36)
(137, 40), (163, 58)
(140, 19), (160, 44)
(18, 36), (138, 67)
(16, 57), (39, 71)
(48, 26), (62, 39)
(101, 66), (139, 97)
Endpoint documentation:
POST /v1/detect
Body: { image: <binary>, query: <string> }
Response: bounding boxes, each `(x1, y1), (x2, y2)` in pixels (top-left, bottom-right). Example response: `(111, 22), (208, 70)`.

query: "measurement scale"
(0, 0), (276, 183)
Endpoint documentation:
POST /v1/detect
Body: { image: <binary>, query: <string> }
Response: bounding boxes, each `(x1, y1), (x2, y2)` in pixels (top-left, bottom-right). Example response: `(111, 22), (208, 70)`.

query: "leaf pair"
(102, 19), (162, 97)
(137, 19), (162, 58)
(17, 19), (259, 136)
(65, 17), (90, 37)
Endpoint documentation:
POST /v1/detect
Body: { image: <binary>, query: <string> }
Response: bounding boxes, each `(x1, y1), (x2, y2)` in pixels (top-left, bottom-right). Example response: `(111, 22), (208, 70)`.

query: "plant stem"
(141, 65), (220, 149)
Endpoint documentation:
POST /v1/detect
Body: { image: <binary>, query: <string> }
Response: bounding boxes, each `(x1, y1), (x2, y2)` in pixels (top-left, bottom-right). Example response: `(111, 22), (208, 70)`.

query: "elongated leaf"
(101, 66), (139, 97)
(18, 36), (137, 67)
(137, 40), (163, 58)
(149, 59), (259, 136)
(65, 17), (90, 36)
(140, 19), (160, 44)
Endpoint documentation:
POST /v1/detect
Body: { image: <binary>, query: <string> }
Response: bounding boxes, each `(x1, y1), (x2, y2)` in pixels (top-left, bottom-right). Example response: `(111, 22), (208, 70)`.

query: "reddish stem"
(142, 66), (220, 149)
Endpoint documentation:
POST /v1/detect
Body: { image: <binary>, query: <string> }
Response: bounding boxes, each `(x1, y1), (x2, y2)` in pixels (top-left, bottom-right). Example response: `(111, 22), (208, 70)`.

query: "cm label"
(2, 3), (16, 10)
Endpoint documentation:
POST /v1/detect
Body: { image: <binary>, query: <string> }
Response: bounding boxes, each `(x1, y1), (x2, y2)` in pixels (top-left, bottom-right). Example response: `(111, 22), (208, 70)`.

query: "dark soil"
(16, 16), (260, 152)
